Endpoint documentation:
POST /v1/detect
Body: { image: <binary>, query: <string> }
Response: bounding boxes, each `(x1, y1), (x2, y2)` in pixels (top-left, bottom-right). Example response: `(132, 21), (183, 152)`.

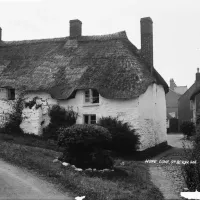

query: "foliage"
(57, 124), (114, 170)
(42, 105), (78, 140)
(182, 115), (200, 191)
(24, 96), (42, 110)
(180, 121), (195, 139)
(182, 134), (200, 191)
(2, 91), (25, 136)
(98, 116), (140, 153)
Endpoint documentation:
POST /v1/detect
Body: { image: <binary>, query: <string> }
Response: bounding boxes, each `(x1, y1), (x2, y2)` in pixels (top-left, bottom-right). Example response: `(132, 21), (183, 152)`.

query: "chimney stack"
(140, 17), (153, 73)
(170, 78), (177, 90)
(196, 68), (200, 88)
(69, 19), (82, 38)
(0, 27), (2, 41)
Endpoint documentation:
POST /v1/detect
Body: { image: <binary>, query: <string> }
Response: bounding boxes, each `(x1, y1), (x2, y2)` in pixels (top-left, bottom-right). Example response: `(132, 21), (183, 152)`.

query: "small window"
(8, 89), (15, 100)
(84, 114), (96, 124)
(84, 115), (89, 124)
(92, 89), (99, 103)
(84, 89), (99, 104)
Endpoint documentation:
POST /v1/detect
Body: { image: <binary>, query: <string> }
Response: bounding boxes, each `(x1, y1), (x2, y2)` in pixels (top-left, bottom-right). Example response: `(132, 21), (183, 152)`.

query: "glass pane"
(92, 97), (99, 103)
(90, 115), (96, 124)
(84, 115), (89, 124)
(92, 89), (99, 103)
(85, 90), (90, 97)
(85, 90), (90, 102)
(85, 97), (90, 102)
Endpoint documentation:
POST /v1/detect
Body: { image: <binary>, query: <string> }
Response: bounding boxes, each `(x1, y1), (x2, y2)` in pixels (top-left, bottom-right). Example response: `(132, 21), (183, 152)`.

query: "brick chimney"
(69, 19), (82, 38)
(0, 27), (2, 41)
(140, 17), (153, 74)
(170, 78), (177, 90)
(196, 68), (200, 88)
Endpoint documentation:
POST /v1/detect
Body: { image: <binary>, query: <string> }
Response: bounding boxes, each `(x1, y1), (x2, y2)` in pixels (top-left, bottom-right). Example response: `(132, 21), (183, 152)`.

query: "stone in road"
(0, 159), (73, 200)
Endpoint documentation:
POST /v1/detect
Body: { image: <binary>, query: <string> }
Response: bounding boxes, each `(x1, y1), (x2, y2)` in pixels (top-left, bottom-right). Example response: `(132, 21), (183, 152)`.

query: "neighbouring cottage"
(178, 69), (198, 127)
(0, 17), (168, 151)
(189, 68), (200, 124)
(166, 78), (187, 132)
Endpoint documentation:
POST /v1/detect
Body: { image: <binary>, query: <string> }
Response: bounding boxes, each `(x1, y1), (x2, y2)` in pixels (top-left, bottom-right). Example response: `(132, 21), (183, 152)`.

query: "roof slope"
(178, 83), (196, 101)
(0, 31), (168, 100)
(174, 86), (188, 95)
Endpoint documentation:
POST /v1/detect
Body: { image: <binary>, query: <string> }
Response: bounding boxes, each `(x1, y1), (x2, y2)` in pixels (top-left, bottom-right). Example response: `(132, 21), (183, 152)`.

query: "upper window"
(8, 89), (15, 100)
(84, 89), (99, 104)
(0, 88), (15, 100)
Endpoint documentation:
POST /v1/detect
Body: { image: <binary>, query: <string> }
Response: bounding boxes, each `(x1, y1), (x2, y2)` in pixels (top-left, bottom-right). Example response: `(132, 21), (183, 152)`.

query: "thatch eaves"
(0, 31), (168, 100)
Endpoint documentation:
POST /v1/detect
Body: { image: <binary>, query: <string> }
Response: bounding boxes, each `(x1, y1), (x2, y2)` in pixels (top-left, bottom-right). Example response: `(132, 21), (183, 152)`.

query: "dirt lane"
(0, 159), (73, 200)
(149, 134), (193, 200)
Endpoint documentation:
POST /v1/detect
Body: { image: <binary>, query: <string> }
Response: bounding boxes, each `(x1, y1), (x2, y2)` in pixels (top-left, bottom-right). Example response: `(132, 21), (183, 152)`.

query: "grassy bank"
(0, 134), (164, 200)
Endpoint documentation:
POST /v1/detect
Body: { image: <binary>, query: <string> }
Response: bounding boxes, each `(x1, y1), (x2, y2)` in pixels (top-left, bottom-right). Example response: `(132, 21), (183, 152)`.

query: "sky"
(0, 0), (199, 89)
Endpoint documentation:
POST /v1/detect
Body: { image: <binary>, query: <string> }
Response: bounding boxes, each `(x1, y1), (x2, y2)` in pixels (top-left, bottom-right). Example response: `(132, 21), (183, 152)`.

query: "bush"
(42, 105), (78, 140)
(182, 116), (200, 191)
(98, 116), (140, 154)
(180, 121), (195, 139)
(57, 124), (114, 170)
(2, 92), (25, 136)
(182, 133), (200, 191)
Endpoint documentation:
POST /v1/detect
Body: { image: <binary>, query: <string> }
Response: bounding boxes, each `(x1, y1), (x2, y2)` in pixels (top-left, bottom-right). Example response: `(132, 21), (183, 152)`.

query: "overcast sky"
(0, 0), (199, 89)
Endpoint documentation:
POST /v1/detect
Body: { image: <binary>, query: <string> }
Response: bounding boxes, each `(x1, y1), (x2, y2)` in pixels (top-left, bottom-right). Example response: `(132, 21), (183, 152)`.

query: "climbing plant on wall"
(3, 90), (26, 135)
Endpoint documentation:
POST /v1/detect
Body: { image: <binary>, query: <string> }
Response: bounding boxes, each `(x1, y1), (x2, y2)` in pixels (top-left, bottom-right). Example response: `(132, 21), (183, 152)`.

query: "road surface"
(0, 159), (73, 200)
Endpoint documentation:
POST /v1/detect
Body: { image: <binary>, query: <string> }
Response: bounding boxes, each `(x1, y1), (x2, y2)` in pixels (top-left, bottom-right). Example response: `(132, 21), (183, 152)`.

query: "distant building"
(178, 70), (197, 128)
(166, 79), (187, 132)
(190, 68), (200, 124)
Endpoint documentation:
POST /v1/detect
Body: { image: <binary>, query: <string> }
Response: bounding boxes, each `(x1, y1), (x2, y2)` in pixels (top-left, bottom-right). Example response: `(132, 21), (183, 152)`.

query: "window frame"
(7, 88), (15, 100)
(83, 114), (96, 124)
(84, 89), (99, 104)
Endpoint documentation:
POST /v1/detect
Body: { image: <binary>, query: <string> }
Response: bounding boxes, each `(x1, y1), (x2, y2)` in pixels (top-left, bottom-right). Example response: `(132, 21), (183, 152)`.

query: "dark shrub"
(57, 124), (114, 170)
(182, 134), (200, 191)
(2, 92), (25, 136)
(182, 114), (200, 191)
(42, 105), (78, 140)
(180, 121), (195, 139)
(98, 116), (140, 154)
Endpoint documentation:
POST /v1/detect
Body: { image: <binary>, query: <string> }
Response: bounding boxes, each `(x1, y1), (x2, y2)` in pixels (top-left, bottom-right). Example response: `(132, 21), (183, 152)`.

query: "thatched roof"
(0, 31), (168, 100)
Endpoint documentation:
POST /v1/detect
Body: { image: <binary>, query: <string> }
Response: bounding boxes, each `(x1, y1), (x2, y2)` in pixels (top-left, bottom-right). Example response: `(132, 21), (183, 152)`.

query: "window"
(8, 89), (15, 100)
(84, 89), (99, 104)
(0, 88), (15, 100)
(84, 114), (96, 124)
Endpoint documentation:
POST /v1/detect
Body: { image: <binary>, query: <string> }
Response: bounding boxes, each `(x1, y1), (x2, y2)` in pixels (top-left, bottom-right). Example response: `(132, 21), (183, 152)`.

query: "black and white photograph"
(0, 0), (199, 199)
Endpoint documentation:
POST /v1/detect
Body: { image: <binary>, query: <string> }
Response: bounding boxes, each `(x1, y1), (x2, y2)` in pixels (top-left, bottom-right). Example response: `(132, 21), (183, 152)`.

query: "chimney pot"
(140, 17), (153, 73)
(70, 19), (82, 38)
(196, 68), (200, 85)
(0, 27), (2, 41)
(170, 78), (176, 90)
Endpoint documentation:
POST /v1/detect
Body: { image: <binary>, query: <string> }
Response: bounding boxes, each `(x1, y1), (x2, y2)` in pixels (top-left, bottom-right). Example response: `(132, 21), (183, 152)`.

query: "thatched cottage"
(0, 17), (168, 150)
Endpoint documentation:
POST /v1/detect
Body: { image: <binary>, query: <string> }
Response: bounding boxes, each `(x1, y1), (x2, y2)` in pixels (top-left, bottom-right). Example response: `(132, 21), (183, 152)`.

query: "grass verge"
(0, 134), (164, 200)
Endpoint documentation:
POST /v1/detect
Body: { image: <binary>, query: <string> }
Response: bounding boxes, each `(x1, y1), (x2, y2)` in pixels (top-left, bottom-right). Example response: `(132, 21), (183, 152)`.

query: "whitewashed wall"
(138, 84), (167, 150)
(20, 93), (58, 135)
(0, 84), (167, 150)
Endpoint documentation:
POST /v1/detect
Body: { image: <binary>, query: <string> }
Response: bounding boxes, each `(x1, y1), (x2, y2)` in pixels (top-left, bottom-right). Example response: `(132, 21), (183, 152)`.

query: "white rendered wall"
(0, 84), (167, 150)
(138, 84), (167, 150)
(59, 91), (140, 130)
(20, 92), (58, 135)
